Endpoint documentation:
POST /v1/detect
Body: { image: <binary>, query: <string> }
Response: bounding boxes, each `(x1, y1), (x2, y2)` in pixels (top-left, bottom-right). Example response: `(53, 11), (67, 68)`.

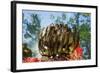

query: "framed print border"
(11, 1), (98, 72)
